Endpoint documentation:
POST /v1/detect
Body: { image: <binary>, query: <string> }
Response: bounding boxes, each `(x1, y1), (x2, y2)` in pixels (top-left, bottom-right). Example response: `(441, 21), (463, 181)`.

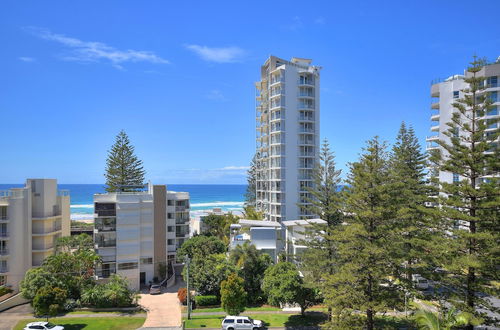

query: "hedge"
(195, 295), (219, 306)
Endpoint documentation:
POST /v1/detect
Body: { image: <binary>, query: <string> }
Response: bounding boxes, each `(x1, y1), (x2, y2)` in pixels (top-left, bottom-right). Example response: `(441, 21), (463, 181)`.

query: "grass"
(183, 312), (328, 328)
(14, 317), (146, 330)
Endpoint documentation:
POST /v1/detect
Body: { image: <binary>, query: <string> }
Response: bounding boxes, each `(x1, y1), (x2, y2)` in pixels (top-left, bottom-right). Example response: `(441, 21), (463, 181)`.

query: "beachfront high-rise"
(0, 179), (70, 291)
(427, 59), (500, 184)
(93, 184), (190, 290)
(255, 56), (321, 222)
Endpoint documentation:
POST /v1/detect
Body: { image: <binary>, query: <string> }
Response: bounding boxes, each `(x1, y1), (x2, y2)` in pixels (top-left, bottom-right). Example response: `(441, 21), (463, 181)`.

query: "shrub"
(80, 275), (136, 308)
(32, 286), (67, 316)
(177, 287), (187, 305)
(195, 295), (219, 306)
(220, 273), (246, 316)
(0, 286), (12, 297)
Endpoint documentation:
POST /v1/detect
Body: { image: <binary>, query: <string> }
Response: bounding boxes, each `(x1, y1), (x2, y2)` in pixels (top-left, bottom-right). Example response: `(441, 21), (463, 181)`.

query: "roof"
(282, 218), (326, 227)
(239, 219), (281, 227)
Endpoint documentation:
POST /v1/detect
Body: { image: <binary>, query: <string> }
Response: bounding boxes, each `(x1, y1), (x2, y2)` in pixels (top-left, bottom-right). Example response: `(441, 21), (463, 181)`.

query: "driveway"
(0, 303), (33, 330)
(139, 276), (184, 328)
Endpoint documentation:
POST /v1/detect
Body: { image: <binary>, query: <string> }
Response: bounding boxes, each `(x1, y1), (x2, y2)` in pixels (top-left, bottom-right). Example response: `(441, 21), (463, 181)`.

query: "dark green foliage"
(20, 268), (58, 300)
(262, 262), (319, 315)
(184, 253), (236, 296)
(202, 213), (239, 243)
(326, 137), (401, 330)
(104, 130), (145, 192)
(195, 295), (219, 306)
(80, 275), (137, 308)
(245, 153), (258, 206)
(229, 242), (272, 304)
(220, 273), (247, 316)
(388, 122), (440, 291)
(242, 205), (263, 220)
(32, 286), (67, 317)
(301, 139), (343, 299)
(177, 235), (226, 261)
(429, 57), (500, 327)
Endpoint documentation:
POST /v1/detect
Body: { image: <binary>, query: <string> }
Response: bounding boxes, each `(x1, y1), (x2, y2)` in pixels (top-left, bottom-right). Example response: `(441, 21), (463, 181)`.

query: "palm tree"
(413, 305), (480, 330)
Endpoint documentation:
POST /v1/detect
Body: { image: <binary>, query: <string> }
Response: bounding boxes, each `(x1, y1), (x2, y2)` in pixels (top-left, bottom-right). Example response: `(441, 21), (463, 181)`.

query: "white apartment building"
(427, 59), (500, 184)
(255, 56), (321, 222)
(94, 184), (189, 290)
(0, 179), (70, 291)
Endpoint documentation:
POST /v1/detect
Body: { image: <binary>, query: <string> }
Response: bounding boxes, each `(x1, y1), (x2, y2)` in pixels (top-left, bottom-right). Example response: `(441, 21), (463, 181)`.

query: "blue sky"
(1, 0), (499, 184)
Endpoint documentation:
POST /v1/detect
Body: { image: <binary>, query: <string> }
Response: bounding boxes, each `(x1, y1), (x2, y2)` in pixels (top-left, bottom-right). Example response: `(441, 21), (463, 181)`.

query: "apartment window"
(167, 200), (174, 206)
(0, 207), (6, 220)
(117, 262), (138, 270)
(0, 260), (7, 272)
(95, 203), (116, 217)
(487, 76), (498, 88)
(167, 213), (174, 219)
(453, 173), (459, 183)
(453, 91), (459, 99)
(167, 239), (174, 245)
(168, 226), (174, 232)
(486, 106), (498, 116)
(0, 275), (5, 286)
(489, 91), (498, 103)
(0, 224), (7, 237)
(140, 257), (153, 265)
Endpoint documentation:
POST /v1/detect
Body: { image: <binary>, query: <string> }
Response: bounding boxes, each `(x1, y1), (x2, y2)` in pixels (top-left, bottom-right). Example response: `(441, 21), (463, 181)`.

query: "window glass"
(237, 319), (243, 323)
(244, 320), (251, 323)
(224, 319), (234, 323)
(453, 91), (459, 98)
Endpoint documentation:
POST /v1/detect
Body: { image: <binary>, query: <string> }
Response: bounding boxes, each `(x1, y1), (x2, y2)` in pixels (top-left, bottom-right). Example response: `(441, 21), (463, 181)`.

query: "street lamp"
(186, 256), (191, 320)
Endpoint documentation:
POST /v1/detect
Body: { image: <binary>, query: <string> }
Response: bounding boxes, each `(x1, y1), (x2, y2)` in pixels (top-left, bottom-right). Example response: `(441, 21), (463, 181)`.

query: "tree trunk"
(367, 308), (374, 330)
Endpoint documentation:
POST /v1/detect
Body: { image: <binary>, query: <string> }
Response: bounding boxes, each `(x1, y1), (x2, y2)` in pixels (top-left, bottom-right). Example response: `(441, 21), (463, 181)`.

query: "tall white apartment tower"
(0, 179), (70, 291)
(255, 56), (321, 222)
(427, 59), (500, 184)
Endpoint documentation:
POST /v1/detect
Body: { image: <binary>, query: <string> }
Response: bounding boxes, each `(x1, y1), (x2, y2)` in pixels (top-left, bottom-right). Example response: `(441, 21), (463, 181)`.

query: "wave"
(71, 204), (94, 208)
(191, 201), (244, 208)
(71, 213), (94, 220)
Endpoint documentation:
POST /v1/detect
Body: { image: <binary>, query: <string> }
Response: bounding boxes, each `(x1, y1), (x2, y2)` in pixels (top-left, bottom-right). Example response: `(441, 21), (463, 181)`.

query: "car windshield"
(46, 323), (57, 329)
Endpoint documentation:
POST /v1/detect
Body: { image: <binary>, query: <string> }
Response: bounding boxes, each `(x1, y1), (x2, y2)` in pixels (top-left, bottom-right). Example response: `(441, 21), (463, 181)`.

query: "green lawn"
(14, 317), (146, 330)
(184, 312), (328, 328)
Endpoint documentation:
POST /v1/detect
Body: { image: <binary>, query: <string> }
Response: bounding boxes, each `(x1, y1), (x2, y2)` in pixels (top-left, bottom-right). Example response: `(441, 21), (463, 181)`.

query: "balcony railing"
(298, 104), (314, 109)
(0, 232), (8, 238)
(96, 240), (116, 248)
(0, 267), (8, 273)
(33, 243), (54, 251)
(96, 269), (116, 278)
(0, 249), (8, 255)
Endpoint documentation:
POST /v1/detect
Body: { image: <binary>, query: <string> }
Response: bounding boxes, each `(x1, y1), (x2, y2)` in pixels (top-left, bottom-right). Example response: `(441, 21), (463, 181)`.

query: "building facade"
(94, 184), (190, 290)
(428, 59), (500, 184)
(0, 179), (70, 291)
(255, 56), (321, 222)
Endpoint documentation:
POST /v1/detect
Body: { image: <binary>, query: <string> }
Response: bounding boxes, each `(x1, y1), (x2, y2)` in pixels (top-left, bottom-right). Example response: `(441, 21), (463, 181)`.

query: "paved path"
(139, 276), (184, 328)
(0, 303), (33, 330)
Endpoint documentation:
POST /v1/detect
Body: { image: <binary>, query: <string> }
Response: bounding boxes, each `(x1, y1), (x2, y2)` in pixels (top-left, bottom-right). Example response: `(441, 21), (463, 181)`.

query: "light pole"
(186, 256), (191, 320)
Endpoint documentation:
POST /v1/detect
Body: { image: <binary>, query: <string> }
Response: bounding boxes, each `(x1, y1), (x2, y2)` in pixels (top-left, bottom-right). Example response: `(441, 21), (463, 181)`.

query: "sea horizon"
(0, 183), (247, 220)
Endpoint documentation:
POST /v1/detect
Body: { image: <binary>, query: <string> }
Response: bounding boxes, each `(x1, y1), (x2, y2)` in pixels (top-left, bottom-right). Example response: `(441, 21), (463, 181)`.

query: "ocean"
(0, 184), (247, 220)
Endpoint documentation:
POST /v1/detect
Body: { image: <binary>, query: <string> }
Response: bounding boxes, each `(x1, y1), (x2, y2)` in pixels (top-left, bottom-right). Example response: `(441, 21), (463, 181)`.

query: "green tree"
(104, 130), (145, 192)
(20, 268), (58, 300)
(430, 57), (499, 327)
(244, 153), (258, 206)
(220, 273), (247, 316)
(80, 274), (137, 308)
(229, 242), (272, 304)
(242, 205), (263, 220)
(300, 139), (343, 319)
(262, 262), (319, 316)
(389, 122), (439, 291)
(32, 286), (67, 317)
(326, 137), (400, 330)
(185, 253), (236, 296)
(202, 213), (239, 243)
(177, 235), (226, 261)
(412, 304), (481, 330)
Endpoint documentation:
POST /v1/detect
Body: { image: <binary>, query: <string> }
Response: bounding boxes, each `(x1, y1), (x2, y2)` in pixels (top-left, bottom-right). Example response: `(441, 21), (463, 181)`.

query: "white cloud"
(19, 56), (35, 62)
(185, 44), (246, 63)
(26, 27), (169, 68)
(206, 89), (228, 101)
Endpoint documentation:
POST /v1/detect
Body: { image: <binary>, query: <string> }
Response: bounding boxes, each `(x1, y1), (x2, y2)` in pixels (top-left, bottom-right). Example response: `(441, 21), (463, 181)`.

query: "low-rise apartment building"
(0, 179), (70, 291)
(94, 184), (190, 290)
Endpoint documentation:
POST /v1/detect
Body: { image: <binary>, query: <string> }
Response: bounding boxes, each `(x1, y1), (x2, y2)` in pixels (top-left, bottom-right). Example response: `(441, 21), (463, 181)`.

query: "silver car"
(149, 284), (161, 294)
(221, 316), (263, 330)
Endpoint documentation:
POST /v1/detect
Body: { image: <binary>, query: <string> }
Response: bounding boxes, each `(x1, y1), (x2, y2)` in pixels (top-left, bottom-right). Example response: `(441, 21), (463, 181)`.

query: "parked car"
(221, 316), (263, 330)
(149, 284), (161, 294)
(412, 274), (430, 290)
(24, 322), (64, 330)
